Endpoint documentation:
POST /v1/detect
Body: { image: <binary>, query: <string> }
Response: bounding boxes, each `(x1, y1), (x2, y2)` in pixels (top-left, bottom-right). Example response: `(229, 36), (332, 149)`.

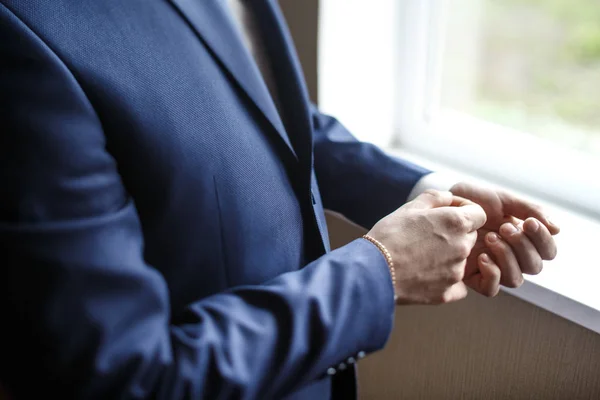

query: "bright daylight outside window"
(441, 0), (600, 157)
(318, 0), (600, 329)
(319, 0), (600, 215)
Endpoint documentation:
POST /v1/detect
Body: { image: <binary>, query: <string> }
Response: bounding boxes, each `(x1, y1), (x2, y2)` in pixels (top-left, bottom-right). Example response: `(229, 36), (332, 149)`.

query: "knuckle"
(451, 268), (464, 283)
(446, 212), (467, 232)
(423, 189), (440, 198)
(483, 285), (499, 298)
(455, 242), (472, 260)
(439, 291), (452, 304)
(506, 276), (524, 288)
(421, 189), (443, 204)
(440, 287), (464, 304)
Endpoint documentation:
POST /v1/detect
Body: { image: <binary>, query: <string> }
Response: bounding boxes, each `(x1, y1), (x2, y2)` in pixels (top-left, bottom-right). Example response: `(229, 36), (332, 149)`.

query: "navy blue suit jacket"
(0, 0), (430, 398)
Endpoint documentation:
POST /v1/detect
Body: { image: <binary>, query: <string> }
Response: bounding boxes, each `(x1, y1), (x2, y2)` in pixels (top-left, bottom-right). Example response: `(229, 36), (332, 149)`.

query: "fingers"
(405, 189), (454, 210)
(458, 204), (487, 232)
(498, 222), (543, 275)
(464, 253), (501, 297)
(465, 230), (478, 252)
(499, 192), (560, 235)
(441, 281), (469, 303)
(523, 218), (558, 260)
(449, 195), (476, 207)
(485, 231), (524, 288)
(479, 254), (501, 296)
(406, 190), (487, 231)
(433, 203), (487, 234)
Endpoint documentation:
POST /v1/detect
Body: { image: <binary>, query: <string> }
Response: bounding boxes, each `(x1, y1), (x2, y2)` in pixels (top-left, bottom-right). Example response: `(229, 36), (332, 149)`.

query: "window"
(319, 0), (600, 332)
(441, 0), (600, 157)
(319, 0), (599, 217)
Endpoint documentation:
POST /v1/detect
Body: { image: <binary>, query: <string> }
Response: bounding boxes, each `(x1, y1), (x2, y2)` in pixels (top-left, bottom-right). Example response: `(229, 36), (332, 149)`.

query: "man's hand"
(367, 190), (490, 305)
(450, 182), (560, 295)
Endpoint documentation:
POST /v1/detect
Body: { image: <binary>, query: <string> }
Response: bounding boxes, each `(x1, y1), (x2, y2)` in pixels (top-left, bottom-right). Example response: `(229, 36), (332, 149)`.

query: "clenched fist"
(367, 190), (490, 305)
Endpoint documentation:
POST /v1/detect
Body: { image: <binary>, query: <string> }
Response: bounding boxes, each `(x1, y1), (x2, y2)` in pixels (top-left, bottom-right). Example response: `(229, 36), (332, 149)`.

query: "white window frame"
(393, 0), (600, 219)
(318, 0), (600, 335)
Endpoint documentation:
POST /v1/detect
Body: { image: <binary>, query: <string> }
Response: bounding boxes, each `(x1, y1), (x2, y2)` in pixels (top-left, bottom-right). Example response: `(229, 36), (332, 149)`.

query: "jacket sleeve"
(311, 104), (432, 228)
(0, 7), (395, 400)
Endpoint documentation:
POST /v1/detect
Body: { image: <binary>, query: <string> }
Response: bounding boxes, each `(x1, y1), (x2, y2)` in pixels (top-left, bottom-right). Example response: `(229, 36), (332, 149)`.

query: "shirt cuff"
(407, 172), (460, 202)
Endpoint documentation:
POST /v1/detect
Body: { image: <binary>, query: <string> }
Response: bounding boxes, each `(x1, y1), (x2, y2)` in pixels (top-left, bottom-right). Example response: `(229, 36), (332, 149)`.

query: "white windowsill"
(387, 147), (600, 335)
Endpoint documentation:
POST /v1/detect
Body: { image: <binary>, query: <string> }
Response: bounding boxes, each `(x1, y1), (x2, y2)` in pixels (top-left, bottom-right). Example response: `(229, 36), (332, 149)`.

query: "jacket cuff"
(348, 237), (396, 352)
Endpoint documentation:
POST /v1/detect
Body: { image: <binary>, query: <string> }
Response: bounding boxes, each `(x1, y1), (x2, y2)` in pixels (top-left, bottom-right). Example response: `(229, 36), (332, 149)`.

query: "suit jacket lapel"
(168, 0), (298, 160)
(253, 0), (330, 250)
(253, 0), (315, 172)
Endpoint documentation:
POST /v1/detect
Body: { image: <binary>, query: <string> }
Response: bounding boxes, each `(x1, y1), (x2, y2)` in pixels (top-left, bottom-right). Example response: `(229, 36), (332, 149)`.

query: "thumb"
(405, 189), (454, 210)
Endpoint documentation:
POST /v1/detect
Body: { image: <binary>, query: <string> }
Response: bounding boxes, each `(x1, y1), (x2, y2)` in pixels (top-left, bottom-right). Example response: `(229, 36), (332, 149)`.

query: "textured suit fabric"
(0, 0), (430, 398)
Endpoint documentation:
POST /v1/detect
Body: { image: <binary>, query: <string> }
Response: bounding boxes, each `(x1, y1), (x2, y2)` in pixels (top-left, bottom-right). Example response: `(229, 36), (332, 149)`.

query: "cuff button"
(327, 367), (337, 376)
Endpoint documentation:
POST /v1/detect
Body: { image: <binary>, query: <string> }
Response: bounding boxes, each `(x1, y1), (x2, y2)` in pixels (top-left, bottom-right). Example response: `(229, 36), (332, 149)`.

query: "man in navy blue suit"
(0, 1), (559, 399)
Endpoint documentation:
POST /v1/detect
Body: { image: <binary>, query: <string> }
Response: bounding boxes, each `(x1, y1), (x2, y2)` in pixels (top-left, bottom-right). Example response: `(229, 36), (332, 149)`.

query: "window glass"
(440, 0), (600, 156)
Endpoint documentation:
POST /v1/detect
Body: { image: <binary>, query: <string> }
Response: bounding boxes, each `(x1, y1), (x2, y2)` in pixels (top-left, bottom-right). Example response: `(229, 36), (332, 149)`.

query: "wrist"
(362, 234), (398, 302)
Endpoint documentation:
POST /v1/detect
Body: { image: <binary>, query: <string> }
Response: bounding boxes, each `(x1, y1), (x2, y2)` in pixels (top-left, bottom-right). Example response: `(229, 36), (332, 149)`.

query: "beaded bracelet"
(362, 234), (398, 302)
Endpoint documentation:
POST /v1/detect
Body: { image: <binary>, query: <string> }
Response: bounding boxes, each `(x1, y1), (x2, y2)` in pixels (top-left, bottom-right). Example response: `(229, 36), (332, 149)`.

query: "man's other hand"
(367, 190), (490, 305)
(450, 182), (560, 295)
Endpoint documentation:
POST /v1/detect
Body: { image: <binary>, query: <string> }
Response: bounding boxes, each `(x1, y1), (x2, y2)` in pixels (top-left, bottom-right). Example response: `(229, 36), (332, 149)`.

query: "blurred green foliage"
(523, 0), (600, 62)
(571, 24), (600, 62)
(476, 0), (600, 148)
